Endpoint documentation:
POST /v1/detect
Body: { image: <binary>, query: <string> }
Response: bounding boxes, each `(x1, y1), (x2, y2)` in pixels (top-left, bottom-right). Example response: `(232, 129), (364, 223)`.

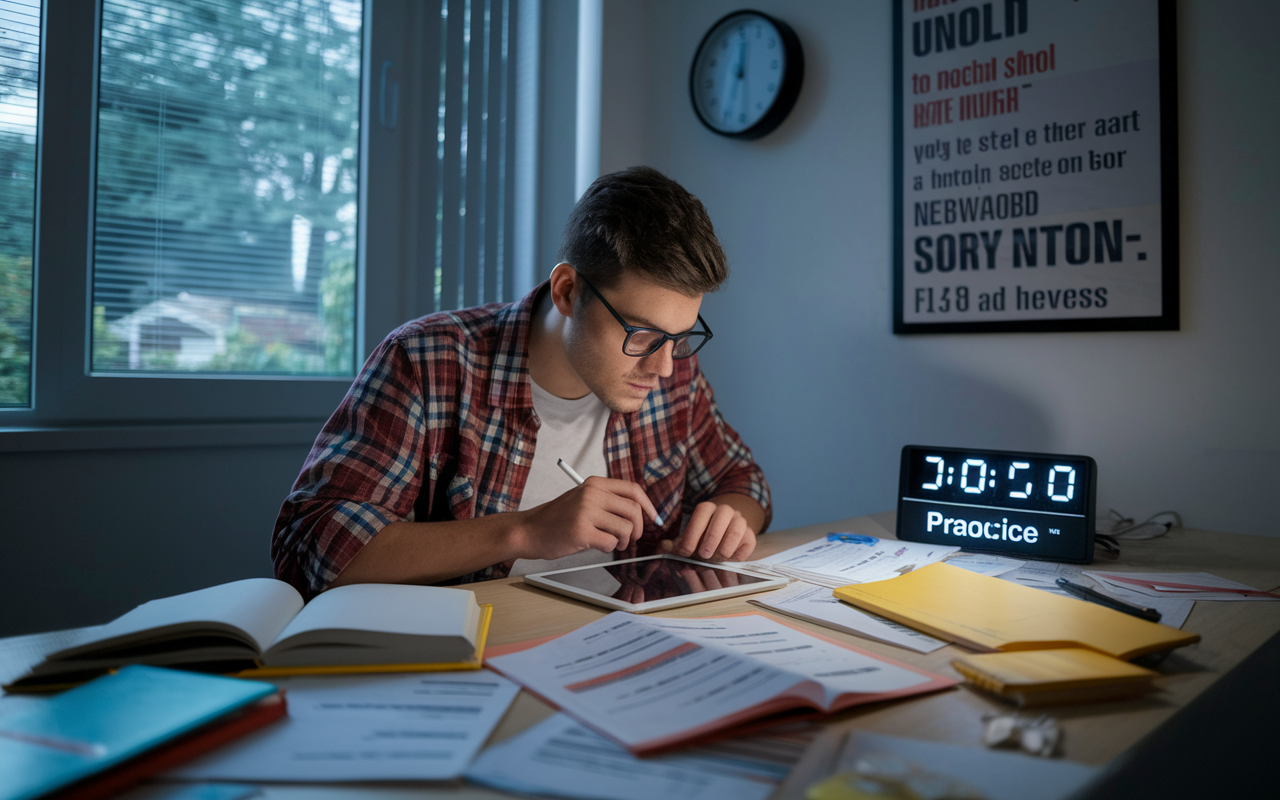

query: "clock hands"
(719, 34), (748, 125)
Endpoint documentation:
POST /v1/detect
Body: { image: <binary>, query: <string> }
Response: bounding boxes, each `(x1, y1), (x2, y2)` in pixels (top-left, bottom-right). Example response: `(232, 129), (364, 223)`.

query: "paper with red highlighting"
(485, 612), (953, 754)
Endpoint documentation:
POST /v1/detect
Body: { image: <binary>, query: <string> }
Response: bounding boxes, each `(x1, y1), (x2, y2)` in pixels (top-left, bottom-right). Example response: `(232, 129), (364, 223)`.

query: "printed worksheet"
(487, 612), (937, 753)
(1002, 563), (1194, 628)
(747, 534), (957, 588)
(749, 582), (948, 653)
(165, 671), (520, 782)
(466, 712), (818, 800)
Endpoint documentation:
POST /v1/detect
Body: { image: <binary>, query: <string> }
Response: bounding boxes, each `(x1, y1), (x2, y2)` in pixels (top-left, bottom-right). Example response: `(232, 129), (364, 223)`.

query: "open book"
(486, 612), (954, 755)
(8, 579), (491, 690)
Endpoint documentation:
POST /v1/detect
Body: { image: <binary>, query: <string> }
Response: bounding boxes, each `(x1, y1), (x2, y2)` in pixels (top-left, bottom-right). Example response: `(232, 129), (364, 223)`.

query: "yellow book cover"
(952, 648), (1158, 706)
(833, 563), (1199, 660)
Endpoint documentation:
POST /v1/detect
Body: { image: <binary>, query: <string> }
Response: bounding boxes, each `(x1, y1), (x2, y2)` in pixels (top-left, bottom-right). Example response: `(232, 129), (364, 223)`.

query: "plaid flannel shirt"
(272, 283), (771, 598)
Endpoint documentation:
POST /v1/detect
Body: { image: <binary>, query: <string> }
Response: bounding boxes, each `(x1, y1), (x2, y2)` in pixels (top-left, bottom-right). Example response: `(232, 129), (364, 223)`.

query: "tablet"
(523, 554), (789, 613)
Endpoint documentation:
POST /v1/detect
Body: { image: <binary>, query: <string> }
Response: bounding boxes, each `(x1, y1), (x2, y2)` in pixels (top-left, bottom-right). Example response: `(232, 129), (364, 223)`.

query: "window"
(0, 0), (39, 407)
(91, 0), (362, 376)
(1, 0), (540, 432)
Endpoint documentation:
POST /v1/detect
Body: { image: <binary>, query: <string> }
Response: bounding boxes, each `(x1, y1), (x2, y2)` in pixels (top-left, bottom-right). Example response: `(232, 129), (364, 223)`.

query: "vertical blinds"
(425, 0), (519, 313)
(91, 0), (363, 375)
(0, 0), (39, 406)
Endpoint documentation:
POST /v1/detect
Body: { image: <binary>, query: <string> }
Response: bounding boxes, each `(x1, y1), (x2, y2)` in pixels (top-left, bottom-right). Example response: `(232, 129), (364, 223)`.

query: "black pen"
(1056, 578), (1163, 623)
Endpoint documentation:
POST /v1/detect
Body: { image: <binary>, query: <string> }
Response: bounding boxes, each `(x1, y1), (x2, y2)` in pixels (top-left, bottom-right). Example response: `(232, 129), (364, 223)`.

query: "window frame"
(1, 0), (549, 443)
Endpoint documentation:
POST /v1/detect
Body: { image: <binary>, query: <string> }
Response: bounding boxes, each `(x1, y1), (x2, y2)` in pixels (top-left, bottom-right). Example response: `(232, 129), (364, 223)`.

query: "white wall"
(599, 0), (1280, 537)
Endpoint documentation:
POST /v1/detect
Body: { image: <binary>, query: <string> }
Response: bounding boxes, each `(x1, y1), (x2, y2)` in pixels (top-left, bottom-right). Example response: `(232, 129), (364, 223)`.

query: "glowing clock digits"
(1049, 465), (1077, 502)
(1008, 461), (1032, 499)
(960, 459), (988, 494)
(922, 455), (944, 490)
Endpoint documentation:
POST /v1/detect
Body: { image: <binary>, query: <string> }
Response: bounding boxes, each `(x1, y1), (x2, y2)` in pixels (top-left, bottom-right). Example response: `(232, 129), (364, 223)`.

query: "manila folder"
(833, 563), (1199, 660)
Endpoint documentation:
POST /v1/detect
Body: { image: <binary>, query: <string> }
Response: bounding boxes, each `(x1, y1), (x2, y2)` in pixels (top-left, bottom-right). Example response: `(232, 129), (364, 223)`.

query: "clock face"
(897, 445), (1098, 563)
(690, 11), (802, 138)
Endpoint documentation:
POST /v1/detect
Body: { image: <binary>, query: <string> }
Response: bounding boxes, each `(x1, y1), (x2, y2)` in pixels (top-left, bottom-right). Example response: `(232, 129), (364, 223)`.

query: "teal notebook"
(0, 665), (277, 800)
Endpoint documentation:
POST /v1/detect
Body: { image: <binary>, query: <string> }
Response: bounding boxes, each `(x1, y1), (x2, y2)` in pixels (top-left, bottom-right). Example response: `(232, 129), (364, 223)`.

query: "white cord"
(1096, 509), (1181, 540)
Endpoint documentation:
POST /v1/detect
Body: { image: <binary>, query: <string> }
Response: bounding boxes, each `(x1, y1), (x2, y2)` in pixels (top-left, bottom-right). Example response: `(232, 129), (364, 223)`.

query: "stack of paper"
(951, 648), (1159, 707)
(486, 612), (954, 755)
(1000, 563), (1195, 629)
(748, 581), (948, 653)
(745, 534), (958, 588)
(166, 671), (519, 782)
(942, 552), (1026, 576)
(466, 713), (818, 800)
(1086, 571), (1280, 601)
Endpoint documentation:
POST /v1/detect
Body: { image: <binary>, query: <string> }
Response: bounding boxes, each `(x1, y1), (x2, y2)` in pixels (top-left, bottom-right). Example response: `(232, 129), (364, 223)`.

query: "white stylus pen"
(557, 457), (665, 527)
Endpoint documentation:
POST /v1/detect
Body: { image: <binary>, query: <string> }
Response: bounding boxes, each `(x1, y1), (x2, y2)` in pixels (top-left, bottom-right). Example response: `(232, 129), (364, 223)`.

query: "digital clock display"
(897, 445), (1097, 563)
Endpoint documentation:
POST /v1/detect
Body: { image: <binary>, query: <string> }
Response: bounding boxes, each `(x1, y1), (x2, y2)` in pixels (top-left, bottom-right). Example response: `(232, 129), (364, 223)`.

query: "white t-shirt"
(508, 380), (614, 577)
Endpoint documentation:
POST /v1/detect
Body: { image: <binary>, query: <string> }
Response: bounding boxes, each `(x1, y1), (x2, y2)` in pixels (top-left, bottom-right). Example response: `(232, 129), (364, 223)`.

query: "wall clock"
(689, 10), (804, 139)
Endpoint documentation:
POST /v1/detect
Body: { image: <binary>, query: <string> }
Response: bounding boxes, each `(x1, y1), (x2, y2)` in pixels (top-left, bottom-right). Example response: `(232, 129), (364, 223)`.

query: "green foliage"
(92, 305), (129, 372)
(0, 127), (37, 405)
(0, 255), (32, 407)
(321, 256), (355, 374)
(2, 0), (365, 389)
(95, 0), (363, 234)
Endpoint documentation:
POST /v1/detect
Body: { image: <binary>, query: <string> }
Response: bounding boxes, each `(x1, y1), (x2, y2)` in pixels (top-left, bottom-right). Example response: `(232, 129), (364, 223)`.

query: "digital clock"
(897, 445), (1097, 563)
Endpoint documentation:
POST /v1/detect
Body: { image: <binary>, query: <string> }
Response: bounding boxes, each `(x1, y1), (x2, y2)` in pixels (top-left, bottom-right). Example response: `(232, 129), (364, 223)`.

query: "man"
(272, 167), (770, 598)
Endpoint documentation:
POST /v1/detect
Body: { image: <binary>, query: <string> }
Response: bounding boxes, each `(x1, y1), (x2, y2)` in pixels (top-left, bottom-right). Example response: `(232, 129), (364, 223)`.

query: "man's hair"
(557, 166), (728, 296)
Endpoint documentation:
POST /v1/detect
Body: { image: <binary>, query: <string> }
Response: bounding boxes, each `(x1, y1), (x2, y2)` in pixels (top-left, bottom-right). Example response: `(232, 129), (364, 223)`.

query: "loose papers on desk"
(465, 712), (818, 800)
(166, 671), (519, 782)
(745, 534), (958, 588)
(748, 582), (948, 653)
(486, 612), (954, 755)
(1001, 562), (1195, 629)
(943, 552), (1026, 577)
(1085, 571), (1280, 601)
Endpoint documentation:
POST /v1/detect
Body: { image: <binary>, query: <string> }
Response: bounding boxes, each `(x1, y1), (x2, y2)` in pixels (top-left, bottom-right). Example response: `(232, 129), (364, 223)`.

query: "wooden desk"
(458, 510), (1280, 799)
(10, 512), (1274, 800)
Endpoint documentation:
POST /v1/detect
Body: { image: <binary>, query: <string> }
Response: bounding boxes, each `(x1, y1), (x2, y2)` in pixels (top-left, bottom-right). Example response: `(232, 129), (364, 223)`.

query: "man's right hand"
(514, 476), (659, 560)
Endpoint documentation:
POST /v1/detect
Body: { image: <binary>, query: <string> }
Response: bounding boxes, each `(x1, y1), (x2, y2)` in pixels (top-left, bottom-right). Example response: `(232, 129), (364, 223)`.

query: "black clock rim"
(895, 444), (1098, 564)
(688, 10), (804, 141)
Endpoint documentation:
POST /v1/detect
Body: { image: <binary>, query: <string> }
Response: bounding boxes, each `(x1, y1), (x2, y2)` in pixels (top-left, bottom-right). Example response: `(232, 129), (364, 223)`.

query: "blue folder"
(0, 665), (277, 800)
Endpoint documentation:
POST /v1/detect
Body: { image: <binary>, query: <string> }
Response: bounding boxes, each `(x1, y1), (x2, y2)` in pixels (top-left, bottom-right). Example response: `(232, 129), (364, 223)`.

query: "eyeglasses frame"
(575, 274), (714, 359)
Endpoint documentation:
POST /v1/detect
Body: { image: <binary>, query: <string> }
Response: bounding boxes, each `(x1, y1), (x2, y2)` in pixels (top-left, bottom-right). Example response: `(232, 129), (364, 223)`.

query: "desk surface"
(461, 510), (1280, 799)
(13, 511), (1280, 800)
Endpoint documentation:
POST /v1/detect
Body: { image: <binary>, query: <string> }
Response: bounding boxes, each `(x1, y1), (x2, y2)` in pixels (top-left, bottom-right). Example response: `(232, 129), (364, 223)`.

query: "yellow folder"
(833, 564), (1198, 660)
(951, 647), (1159, 707)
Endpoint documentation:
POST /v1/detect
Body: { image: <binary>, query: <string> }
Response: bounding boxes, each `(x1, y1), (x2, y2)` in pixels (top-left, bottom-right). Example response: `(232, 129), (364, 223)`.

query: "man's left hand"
(667, 500), (757, 562)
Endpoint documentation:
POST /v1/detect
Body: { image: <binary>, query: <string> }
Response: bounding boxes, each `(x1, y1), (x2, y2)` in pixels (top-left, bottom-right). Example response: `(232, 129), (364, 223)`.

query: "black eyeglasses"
(578, 275), (713, 359)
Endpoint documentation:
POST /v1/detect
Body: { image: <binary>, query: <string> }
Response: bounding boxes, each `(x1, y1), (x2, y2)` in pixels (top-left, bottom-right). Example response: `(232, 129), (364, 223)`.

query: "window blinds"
(91, 0), (363, 375)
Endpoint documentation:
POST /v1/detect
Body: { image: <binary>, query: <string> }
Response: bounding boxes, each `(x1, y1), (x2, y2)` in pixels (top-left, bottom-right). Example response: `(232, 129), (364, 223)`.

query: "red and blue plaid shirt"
(272, 284), (771, 598)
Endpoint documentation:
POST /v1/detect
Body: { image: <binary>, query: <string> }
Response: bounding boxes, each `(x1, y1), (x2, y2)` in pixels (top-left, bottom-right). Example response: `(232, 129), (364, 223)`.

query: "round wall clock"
(689, 10), (804, 140)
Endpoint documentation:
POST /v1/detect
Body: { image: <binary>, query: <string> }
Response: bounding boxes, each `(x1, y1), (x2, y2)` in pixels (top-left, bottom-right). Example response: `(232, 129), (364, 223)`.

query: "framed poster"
(893, 0), (1178, 334)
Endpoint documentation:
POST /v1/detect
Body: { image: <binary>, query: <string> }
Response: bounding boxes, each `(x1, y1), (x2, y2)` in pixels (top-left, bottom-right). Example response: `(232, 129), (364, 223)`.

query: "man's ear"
(548, 263), (580, 317)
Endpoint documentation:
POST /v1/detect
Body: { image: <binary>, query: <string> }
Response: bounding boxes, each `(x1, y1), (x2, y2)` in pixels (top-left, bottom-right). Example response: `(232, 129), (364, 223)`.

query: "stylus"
(1055, 578), (1163, 622)
(557, 457), (665, 527)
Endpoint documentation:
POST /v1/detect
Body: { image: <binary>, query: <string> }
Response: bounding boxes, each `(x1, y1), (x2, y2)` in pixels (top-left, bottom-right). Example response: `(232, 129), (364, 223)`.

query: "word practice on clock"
(897, 445), (1097, 563)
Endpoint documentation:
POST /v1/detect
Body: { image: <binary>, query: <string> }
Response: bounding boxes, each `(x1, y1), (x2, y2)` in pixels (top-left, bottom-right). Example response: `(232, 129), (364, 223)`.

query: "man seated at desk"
(272, 167), (772, 598)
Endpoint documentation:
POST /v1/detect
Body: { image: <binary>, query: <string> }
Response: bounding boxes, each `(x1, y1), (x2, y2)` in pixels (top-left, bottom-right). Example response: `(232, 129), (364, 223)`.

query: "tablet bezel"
(522, 554), (789, 613)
